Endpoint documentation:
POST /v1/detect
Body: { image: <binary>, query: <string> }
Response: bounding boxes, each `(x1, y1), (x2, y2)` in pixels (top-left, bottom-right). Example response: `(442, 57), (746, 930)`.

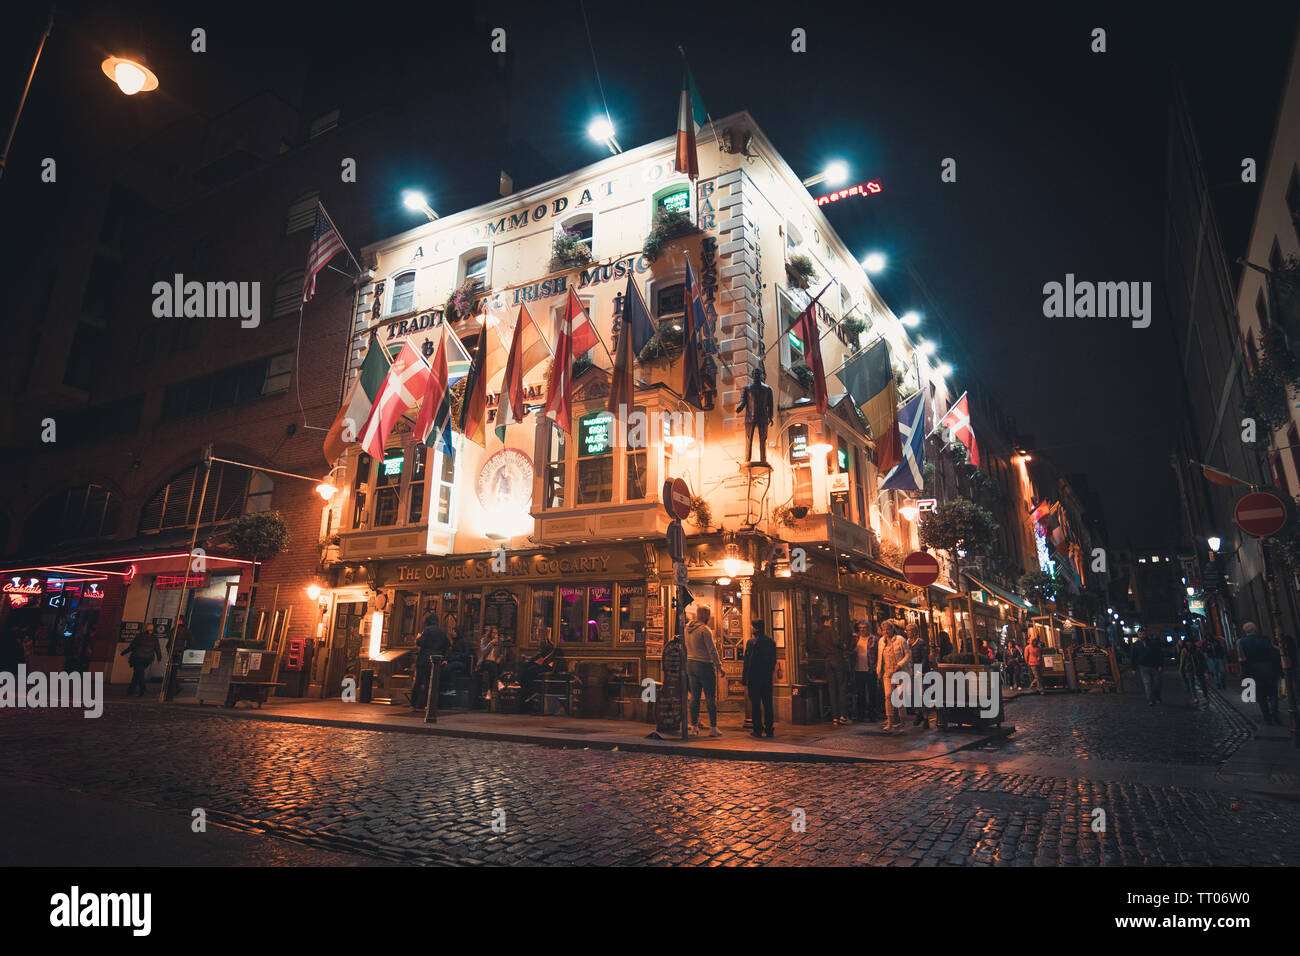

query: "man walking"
(853, 621), (879, 721)
(742, 619), (777, 738)
(686, 606), (724, 737)
(1239, 622), (1282, 726)
(410, 613), (449, 709)
(1025, 636), (1046, 695)
(1131, 628), (1162, 705)
(810, 613), (849, 725)
(121, 628), (162, 697)
(877, 622), (911, 731)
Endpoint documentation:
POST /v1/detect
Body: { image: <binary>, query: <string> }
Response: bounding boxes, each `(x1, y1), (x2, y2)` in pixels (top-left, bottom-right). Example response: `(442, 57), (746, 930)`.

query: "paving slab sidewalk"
(118, 694), (1012, 763)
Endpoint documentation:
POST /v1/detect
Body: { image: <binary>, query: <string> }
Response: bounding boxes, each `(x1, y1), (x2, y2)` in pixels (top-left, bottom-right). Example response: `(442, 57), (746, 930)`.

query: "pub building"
(313, 111), (965, 721)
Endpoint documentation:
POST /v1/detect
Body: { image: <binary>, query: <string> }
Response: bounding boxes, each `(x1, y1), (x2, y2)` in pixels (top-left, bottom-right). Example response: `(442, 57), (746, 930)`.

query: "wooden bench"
(224, 681), (281, 708)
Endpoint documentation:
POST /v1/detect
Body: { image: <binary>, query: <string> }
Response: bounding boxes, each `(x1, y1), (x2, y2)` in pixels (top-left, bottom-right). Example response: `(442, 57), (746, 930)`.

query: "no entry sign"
(1234, 491), (1288, 538)
(668, 478), (692, 520)
(902, 551), (941, 587)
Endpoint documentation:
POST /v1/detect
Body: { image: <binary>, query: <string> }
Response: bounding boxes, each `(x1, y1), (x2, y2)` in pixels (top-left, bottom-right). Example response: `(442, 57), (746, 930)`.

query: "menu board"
(656, 639), (686, 735)
(483, 589), (518, 641)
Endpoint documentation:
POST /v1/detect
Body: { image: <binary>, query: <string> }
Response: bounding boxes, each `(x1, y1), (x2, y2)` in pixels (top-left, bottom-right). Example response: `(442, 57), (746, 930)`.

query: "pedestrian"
(1024, 637), (1046, 695)
(1238, 622), (1282, 726)
(409, 613), (448, 709)
(121, 628), (161, 697)
(853, 621), (877, 721)
(935, 627), (953, 664)
(686, 606), (724, 737)
(443, 629), (474, 685)
(742, 619), (777, 738)
(810, 613), (850, 725)
(0, 629), (25, 675)
(906, 622), (933, 727)
(877, 621), (911, 731)
(1178, 638), (1207, 705)
(1205, 634), (1228, 689)
(1131, 628), (1162, 705)
(475, 626), (506, 707)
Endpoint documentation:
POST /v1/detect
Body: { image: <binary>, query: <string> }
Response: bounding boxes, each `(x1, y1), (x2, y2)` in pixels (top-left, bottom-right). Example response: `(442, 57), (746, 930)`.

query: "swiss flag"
(939, 392), (980, 466)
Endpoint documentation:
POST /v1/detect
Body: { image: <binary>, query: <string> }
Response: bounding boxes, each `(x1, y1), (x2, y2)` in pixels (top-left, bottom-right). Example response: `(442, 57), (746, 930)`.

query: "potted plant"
(790, 361), (815, 394)
(840, 314), (867, 343)
(772, 504), (807, 528)
(785, 254), (816, 290)
(642, 209), (703, 267)
(444, 279), (481, 324)
(222, 511), (290, 645)
(548, 227), (593, 272)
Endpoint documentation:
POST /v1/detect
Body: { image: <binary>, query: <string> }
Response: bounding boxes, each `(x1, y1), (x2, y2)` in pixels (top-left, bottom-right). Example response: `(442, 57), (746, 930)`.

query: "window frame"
(387, 269), (418, 317)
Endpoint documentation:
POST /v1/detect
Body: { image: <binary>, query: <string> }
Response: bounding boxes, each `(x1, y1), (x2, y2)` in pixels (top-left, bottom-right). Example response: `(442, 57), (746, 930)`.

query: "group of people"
(407, 614), (543, 710)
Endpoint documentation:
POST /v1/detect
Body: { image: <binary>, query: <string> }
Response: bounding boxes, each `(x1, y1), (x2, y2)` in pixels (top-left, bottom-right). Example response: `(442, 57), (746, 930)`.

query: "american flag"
(302, 204), (346, 303)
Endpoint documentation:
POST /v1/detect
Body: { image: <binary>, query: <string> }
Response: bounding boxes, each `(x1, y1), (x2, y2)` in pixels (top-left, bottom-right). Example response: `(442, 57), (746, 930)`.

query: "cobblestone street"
(1, 672), (1297, 866)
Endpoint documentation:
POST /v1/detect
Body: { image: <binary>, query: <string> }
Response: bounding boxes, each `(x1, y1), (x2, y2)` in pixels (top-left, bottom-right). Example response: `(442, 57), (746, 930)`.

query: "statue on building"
(736, 366), (774, 464)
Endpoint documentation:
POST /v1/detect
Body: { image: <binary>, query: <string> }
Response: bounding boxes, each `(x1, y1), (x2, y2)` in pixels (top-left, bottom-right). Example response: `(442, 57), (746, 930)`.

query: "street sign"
(901, 550), (941, 587)
(668, 477), (692, 520)
(666, 520), (685, 562)
(674, 562), (688, 586)
(1234, 490), (1288, 538)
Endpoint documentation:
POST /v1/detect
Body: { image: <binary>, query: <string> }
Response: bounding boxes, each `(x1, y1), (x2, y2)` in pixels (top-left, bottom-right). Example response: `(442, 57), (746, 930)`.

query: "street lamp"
(900, 310), (921, 328)
(588, 116), (621, 155)
(101, 55), (159, 96)
(936, 362), (953, 378)
(802, 160), (849, 188)
(862, 252), (886, 274)
(402, 190), (438, 221)
(918, 340), (937, 357)
(1208, 536), (1222, 553)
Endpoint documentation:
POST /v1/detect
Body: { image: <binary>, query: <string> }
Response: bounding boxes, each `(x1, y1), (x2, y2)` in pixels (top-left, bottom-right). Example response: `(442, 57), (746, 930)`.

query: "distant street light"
(588, 116), (621, 155)
(101, 55), (159, 96)
(918, 340), (937, 357)
(862, 252), (886, 274)
(936, 362), (953, 378)
(900, 310), (921, 328)
(803, 160), (849, 188)
(402, 190), (438, 221)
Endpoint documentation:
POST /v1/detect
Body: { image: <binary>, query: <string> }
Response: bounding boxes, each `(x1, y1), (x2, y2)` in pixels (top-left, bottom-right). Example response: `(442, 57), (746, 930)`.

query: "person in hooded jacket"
(742, 619), (777, 738)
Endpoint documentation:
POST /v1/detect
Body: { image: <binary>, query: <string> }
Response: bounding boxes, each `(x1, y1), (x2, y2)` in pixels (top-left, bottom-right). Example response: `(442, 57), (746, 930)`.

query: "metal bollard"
(359, 669), (375, 704)
(424, 657), (441, 723)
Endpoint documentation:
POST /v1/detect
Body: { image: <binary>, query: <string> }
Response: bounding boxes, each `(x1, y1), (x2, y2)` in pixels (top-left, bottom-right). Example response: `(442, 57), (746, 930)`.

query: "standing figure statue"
(736, 366), (775, 464)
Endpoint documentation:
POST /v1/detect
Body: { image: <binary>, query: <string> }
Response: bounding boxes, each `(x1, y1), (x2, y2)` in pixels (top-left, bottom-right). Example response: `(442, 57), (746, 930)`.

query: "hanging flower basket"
(642, 209), (703, 264)
(785, 254), (816, 290)
(548, 228), (593, 273)
(444, 279), (481, 324)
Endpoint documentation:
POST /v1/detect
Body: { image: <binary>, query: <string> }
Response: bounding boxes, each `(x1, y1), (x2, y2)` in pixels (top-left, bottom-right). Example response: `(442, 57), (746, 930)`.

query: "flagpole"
(317, 201), (362, 276)
(678, 44), (720, 153)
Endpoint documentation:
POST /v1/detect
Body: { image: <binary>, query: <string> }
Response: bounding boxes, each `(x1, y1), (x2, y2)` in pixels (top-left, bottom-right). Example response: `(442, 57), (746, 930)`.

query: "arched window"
(459, 248), (489, 289)
(388, 270), (416, 315)
(652, 183), (692, 222)
(138, 463), (250, 535)
(245, 471), (273, 514)
(22, 484), (120, 552)
(285, 190), (320, 235)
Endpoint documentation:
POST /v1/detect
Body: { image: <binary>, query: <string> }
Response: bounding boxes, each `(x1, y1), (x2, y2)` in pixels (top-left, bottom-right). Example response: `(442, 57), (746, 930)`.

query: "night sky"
(2, 0), (1296, 550)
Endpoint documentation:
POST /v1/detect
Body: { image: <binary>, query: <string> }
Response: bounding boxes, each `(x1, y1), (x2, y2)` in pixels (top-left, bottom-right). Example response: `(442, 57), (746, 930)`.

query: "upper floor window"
(272, 271), (303, 319)
(544, 424), (566, 509)
(350, 433), (433, 531)
(388, 270), (416, 315)
(285, 190), (319, 235)
(654, 185), (691, 219)
(460, 249), (489, 290)
(23, 484), (120, 551)
(138, 463), (250, 535)
(562, 214), (594, 255)
(576, 410), (615, 505)
(655, 282), (686, 343)
(245, 471), (273, 514)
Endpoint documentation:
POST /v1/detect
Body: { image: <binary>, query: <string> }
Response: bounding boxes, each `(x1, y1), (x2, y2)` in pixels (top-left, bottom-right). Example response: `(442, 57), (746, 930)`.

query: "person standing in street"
(1178, 638), (1208, 705)
(853, 621), (878, 722)
(686, 606), (724, 737)
(906, 622), (933, 727)
(410, 613), (449, 709)
(1131, 628), (1162, 705)
(810, 613), (850, 725)
(877, 621), (911, 731)
(1025, 637), (1046, 695)
(1205, 634), (1228, 689)
(121, 628), (161, 697)
(1239, 622), (1282, 725)
(742, 619), (777, 738)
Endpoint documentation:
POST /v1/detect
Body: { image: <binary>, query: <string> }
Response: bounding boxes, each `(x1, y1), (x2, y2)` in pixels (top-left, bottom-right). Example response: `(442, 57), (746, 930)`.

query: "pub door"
(323, 601), (365, 698)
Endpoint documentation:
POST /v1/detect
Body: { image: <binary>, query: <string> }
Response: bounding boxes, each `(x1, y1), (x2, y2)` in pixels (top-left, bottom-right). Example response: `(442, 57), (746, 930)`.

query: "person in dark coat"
(1239, 622), (1282, 725)
(409, 614), (448, 709)
(443, 630), (474, 683)
(121, 630), (161, 697)
(809, 614), (849, 725)
(0, 629), (25, 674)
(742, 620), (778, 738)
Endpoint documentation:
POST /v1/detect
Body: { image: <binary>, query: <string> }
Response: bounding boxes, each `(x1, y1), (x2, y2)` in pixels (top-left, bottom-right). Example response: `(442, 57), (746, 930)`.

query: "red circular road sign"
(1234, 491), (1289, 538)
(669, 478), (692, 520)
(901, 550), (941, 587)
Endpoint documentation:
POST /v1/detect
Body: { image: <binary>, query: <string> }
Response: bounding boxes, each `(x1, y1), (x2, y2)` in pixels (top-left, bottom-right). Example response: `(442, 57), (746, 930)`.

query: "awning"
(963, 572), (1036, 613)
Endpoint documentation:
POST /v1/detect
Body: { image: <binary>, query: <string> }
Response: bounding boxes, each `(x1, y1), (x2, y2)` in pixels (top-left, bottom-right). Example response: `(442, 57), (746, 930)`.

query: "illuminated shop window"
(618, 584), (646, 644)
(530, 586), (555, 646)
(373, 446), (404, 527)
(654, 185), (691, 219)
(577, 411), (614, 504)
(544, 424), (566, 509)
(626, 404), (648, 500)
(560, 583), (614, 643)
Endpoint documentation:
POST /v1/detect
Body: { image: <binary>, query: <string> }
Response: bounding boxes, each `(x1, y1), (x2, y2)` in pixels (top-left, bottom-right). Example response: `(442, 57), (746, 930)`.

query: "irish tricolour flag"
(673, 66), (708, 181)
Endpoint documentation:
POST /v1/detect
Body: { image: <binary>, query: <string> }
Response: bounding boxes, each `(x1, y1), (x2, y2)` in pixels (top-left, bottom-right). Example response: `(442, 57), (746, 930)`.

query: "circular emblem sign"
(1234, 490), (1288, 538)
(476, 448), (534, 512)
(901, 551), (941, 587)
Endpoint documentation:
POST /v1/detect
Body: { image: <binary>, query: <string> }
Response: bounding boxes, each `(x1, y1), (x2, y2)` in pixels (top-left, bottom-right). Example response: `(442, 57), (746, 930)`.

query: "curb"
(141, 699), (1014, 764)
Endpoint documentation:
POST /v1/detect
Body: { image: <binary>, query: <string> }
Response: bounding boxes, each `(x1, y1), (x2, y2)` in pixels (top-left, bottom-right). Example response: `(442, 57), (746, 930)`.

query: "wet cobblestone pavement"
(0, 680), (1296, 867)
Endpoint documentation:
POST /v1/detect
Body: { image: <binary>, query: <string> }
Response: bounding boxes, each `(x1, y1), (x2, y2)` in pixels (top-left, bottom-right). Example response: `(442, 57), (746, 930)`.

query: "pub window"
(626, 405), (648, 500)
(373, 445), (405, 527)
(577, 411), (614, 504)
(434, 439), (458, 526)
(395, 592), (420, 647)
(245, 471), (273, 514)
(388, 270), (416, 315)
(285, 190), (319, 235)
(352, 452), (371, 529)
(559, 585), (585, 643)
(830, 437), (851, 519)
(530, 586), (556, 646)
(853, 448), (867, 526)
(587, 584), (614, 642)
(655, 283), (686, 345)
(407, 444), (427, 524)
(544, 424), (566, 509)
(652, 184), (692, 221)
(618, 583), (646, 644)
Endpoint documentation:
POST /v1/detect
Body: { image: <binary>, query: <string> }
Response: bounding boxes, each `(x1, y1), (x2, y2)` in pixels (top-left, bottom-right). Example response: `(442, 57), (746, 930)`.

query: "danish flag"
(936, 391), (980, 466)
(358, 341), (430, 458)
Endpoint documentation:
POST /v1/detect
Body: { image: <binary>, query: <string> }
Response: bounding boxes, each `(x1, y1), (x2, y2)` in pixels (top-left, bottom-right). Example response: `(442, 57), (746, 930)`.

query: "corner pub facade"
(313, 111), (956, 722)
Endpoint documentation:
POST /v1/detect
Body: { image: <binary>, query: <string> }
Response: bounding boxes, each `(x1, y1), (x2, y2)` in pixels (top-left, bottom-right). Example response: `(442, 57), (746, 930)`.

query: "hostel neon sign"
(815, 181), (882, 206)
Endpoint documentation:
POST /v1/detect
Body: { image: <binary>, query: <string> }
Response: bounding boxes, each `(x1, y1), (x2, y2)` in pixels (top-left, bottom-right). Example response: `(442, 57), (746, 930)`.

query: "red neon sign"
(3, 578), (43, 597)
(815, 181), (882, 206)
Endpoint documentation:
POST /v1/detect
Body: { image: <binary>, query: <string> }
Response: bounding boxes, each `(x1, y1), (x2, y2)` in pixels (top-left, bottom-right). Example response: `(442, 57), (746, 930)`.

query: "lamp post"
(802, 161), (848, 189)
(588, 116), (622, 155)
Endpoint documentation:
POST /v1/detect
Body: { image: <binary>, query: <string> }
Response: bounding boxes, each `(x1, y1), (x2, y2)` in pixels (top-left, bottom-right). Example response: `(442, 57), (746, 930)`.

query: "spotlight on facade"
(101, 56), (159, 95)
(306, 584), (322, 600)
(900, 311), (921, 328)
(936, 362), (953, 378)
(862, 252), (886, 274)
(715, 577), (732, 587)
(588, 117), (622, 155)
(899, 503), (919, 522)
(316, 482), (339, 501)
(402, 190), (438, 221)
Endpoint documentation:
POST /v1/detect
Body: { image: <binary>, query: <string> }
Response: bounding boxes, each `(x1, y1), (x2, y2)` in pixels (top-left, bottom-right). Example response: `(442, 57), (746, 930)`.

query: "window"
(245, 471), (273, 514)
(22, 484), (120, 551)
(373, 445), (405, 527)
(563, 214), (594, 254)
(351, 453), (371, 529)
(626, 405), (648, 500)
(530, 586), (555, 645)
(389, 270), (416, 315)
(407, 445), (427, 524)
(654, 185), (691, 219)
(793, 463), (813, 511)
(778, 291), (806, 372)
(618, 584), (646, 644)
(159, 352), (292, 423)
(273, 271), (303, 319)
(285, 191), (319, 235)
(560, 583), (613, 643)
(264, 353), (293, 394)
(544, 424), (566, 509)
(577, 411), (614, 504)
(831, 438), (851, 519)
(138, 463), (249, 534)
(460, 248), (489, 290)
(434, 442), (456, 525)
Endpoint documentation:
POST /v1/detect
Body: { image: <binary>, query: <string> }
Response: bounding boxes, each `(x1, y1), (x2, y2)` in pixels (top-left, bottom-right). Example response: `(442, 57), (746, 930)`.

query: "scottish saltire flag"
(879, 392), (926, 491)
(303, 204), (346, 303)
